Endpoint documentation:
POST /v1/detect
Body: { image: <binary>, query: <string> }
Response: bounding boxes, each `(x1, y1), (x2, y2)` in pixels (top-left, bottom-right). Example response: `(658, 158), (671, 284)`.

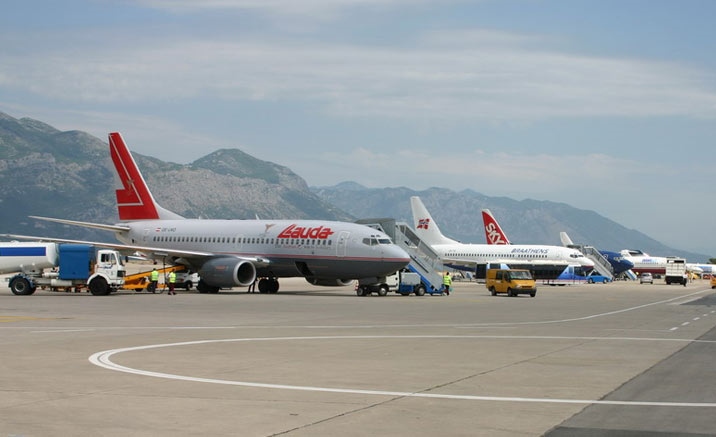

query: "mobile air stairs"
(356, 218), (445, 295)
(560, 232), (614, 281)
(574, 245), (614, 281)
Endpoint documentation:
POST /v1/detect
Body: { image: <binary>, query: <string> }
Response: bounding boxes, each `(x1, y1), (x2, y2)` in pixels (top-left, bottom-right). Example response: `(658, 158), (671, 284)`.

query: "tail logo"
(485, 223), (508, 245)
(417, 218), (431, 230)
(109, 133), (160, 220)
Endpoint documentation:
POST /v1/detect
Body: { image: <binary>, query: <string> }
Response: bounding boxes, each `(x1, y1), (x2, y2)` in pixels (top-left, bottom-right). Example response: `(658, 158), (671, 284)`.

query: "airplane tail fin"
(409, 196), (458, 245)
(559, 232), (574, 247)
(481, 209), (511, 245)
(108, 132), (184, 221)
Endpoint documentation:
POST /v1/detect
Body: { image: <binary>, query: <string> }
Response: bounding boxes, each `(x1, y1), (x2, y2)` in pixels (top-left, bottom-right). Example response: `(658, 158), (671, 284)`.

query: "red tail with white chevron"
(108, 132), (183, 221)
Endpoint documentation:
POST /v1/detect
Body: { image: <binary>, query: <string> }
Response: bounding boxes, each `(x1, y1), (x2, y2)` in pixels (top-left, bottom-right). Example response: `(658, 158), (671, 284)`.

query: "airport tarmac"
(1, 278), (716, 436)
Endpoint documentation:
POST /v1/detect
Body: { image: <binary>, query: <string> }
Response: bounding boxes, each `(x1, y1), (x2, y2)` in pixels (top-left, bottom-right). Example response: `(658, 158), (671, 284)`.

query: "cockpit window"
(362, 236), (393, 246)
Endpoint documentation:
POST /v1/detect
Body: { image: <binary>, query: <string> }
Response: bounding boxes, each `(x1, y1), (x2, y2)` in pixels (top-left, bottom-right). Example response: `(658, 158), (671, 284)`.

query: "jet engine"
(305, 278), (354, 287)
(198, 257), (256, 288)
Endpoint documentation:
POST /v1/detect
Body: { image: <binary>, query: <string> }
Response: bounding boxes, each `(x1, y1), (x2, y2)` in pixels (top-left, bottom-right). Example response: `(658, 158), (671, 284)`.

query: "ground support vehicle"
(639, 272), (654, 284)
(356, 269), (427, 296)
(353, 219), (445, 297)
(586, 273), (612, 284)
(123, 265), (193, 292)
(711, 275), (716, 289)
(664, 258), (688, 286)
(175, 271), (200, 290)
(2, 242), (125, 296)
(486, 268), (537, 297)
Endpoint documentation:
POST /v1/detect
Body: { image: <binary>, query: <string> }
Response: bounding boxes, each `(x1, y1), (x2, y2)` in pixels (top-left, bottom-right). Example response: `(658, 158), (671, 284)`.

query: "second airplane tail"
(559, 231), (574, 247)
(409, 196), (459, 246)
(481, 209), (511, 245)
(109, 132), (184, 221)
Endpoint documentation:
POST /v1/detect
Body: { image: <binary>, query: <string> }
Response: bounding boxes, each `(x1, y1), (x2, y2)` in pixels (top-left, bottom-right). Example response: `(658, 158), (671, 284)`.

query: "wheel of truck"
(489, 286), (496, 296)
(88, 276), (111, 296)
(184, 281), (193, 291)
(356, 286), (366, 296)
(530, 291), (536, 297)
(507, 287), (514, 297)
(10, 277), (35, 296)
(414, 284), (426, 296)
(378, 285), (389, 296)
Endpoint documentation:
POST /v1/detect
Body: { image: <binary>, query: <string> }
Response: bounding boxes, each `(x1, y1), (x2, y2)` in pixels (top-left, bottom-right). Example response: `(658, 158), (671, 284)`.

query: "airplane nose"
(385, 246), (411, 269)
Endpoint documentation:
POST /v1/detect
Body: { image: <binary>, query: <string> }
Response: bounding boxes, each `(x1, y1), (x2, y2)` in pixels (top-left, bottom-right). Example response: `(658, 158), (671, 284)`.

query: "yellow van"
(486, 269), (537, 297)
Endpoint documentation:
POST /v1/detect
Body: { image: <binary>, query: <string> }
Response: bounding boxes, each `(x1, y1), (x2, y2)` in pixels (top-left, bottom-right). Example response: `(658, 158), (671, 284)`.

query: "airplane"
(618, 249), (712, 278)
(482, 209), (634, 276)
(619, 249), (669, 276)
(4, 132), (410, 294)
(410, 196), (594, 281)
(483, 209), (635, 279)
(483, 210), (634, 277)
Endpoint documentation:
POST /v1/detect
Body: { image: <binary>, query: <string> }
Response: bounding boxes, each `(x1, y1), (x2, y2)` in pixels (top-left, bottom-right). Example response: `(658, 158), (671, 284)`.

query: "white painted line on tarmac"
(32, 329), (95, 333)
(89, 335), (716, 408)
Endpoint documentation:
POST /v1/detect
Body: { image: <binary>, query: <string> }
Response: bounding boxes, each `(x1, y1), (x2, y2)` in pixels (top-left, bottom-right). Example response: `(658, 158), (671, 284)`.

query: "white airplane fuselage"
(410, 196), (594, 279)
(432, 243), (591, 269)
(620, 250), (668, 275)
(120, 219), (407, 280)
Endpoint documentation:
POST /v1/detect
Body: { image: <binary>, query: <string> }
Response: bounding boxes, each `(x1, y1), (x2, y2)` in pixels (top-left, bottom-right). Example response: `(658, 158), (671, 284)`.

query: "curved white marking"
(89, 335), (716, 408)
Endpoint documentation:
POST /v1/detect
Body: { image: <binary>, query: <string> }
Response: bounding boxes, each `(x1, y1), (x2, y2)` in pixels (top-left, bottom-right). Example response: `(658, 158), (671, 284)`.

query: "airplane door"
(336, 231), (349, 257)
(142, 229), (150, 244)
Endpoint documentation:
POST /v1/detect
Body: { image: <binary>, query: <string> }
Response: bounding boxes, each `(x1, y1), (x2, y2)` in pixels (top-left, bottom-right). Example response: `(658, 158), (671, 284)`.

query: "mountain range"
(0, 111), (709, 262)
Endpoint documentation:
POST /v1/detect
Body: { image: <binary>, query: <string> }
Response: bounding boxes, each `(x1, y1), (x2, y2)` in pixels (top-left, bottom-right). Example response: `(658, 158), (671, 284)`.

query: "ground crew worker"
(168, 270), (177, 295)
(443, 271), (452, 296)
(149, 267), (159, 293)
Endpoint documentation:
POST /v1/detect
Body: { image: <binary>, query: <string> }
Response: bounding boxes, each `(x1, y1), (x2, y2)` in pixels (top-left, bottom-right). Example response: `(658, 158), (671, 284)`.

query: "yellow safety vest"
(150, 270), (159, 281)
(168, 271), (176, 283)
(443, 274), (452, 286)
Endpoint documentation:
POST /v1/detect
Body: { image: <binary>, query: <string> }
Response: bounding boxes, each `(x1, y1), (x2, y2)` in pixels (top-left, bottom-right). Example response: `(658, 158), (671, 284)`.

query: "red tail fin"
(482, 209), (511, 245)
(109, 132), (161, 221)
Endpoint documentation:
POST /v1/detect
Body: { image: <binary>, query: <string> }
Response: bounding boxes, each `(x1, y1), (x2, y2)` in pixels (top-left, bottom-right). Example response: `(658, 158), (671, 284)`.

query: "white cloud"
(3, 32), (715, 123)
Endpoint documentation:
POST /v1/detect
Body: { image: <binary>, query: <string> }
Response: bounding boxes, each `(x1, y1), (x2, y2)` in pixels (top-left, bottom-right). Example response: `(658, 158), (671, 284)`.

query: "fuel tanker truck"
(0, 242), (125, 296)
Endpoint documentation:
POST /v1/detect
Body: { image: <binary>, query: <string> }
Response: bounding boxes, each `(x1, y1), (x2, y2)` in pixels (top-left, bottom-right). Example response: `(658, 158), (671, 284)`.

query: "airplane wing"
(0, 233), (271, 266)
(29, 216), (131, 233)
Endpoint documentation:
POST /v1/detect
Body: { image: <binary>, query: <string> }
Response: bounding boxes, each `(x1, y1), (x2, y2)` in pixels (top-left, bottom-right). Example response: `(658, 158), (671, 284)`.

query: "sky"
(1, 0), (715, 255)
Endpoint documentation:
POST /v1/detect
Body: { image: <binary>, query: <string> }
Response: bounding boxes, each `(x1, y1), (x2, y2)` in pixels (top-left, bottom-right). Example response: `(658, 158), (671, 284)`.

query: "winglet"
(108, 132), (183, 221)
(481, 209), (511, 245)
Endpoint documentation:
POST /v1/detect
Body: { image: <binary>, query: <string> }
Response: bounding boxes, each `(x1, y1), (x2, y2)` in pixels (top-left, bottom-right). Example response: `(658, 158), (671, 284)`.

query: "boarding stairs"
(574, 245), (614, 280)
(623, 270), (638, 281)
(357, 218), (445, 294)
